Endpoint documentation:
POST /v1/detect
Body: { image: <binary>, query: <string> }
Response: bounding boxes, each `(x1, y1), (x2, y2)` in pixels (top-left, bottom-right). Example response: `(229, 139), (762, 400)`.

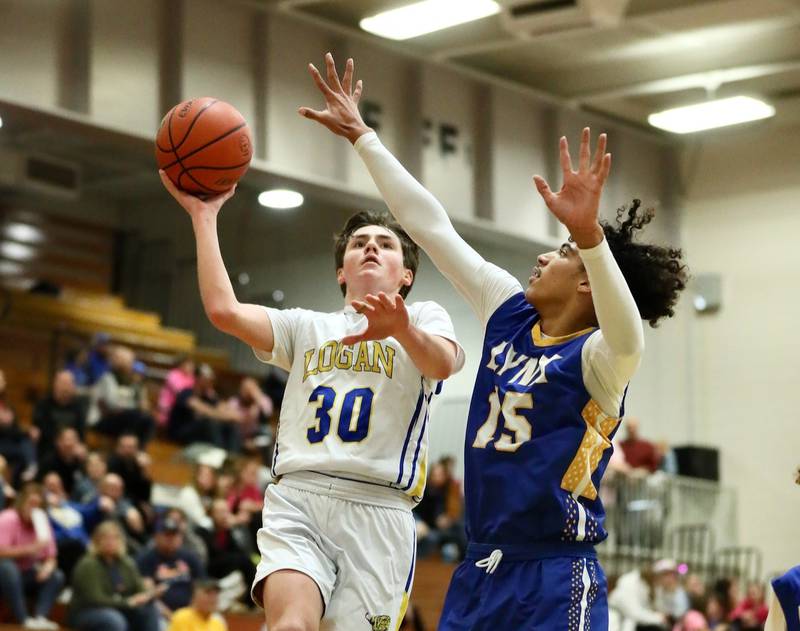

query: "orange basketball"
(155, 97), (253, 196)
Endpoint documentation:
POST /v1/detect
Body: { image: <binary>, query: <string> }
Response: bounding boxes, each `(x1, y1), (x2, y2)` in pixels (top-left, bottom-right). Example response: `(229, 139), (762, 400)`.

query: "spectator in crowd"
(107, 433), (153, 521)
(89, 346), (155, 446)
(729, 581), (769, 630)
(0, 454), (15, 510)
(674, 594), (711, 631)
(136, 515), (205, 621)
(37, 426), (87, 497)
(609, 564), (668, 630)
(0, 483), (64, 630)
(166, 579), (228, 631)
(652, 558), (689, 624)
(685, 573), (708, 600)
(156, 356), (195, 428)
(72, 451), (108, 504)
(198, 498), (256, 605)
(620, 417), (662, 473)
(415, 460), (466, 562)
(0, 369), (38, 484)
(160, 506), (208, 566)
(86, 333), (112, 386)
(31, 369), (88, 460)
(226, 458), (264, 546)
(705, 593), (731, 630)
(42, 471), (105, 580)
(176, 464), (217, 532)
(167, 364), (242, 452)
(64, 348), (92, 390)
(98, 473), (146, 549)
(226, 377), (273, 456)
(69, 520), (161, 631)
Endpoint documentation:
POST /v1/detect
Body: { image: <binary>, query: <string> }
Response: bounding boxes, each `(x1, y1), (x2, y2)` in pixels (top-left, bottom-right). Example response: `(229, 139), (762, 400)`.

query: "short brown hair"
(333, 210), (419, 299)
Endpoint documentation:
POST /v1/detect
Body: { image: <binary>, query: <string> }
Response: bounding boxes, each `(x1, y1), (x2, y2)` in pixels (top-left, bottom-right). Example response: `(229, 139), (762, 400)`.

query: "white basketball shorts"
(251, 471), (417, 631)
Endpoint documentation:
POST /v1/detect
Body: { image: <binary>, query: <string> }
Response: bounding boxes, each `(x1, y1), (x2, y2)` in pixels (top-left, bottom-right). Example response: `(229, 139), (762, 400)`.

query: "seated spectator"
(86, 333), (112, 386)
(167, 364), (241, 452)
(198, 499), (256, 605)
(729, 581), (769, 630)
(176, 464), (217, 532)
(0, 369), (37, 484)
(42, 471), (106, 580)
(674, 595), (710, 631)
(73, 450), (108, 504)
(226, 377), (273, 456)
(64, 348), (92, 390)
(620, 417), (662, 474)
(167, 579), (228, 631)
(69, 520), (161, 631)
(609, 565), (668, 630)
(226, 458), (264, 546)
(705, 593), (731, 630)
(653, 559), (689, 624)
(89, 346), (155, 446)
(415, 461), (466, 562)
(32, 369), (88, 460)
(157, 356), (195, 428)
(98, 473), (146, 550)
(37, 426), (87, 497)
(107, 433), (153, 521)
(136, 516), (205, 620)
(0, 483), (64, 630)
(160, 506), (208, 567)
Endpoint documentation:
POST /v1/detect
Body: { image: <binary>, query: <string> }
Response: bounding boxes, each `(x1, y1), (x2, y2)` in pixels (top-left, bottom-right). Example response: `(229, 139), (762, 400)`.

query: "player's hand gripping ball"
(156, 97), (253, 196)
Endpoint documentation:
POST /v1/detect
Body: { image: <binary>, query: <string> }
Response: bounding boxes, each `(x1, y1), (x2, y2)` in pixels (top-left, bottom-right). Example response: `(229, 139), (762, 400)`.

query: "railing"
(599, 471), (751, 580)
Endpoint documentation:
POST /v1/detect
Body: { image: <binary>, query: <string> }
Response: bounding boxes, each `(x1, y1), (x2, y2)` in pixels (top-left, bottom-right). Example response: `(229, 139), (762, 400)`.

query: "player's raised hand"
(299, 52), (372, 144)
(532, 128), (611, 248)
(341, 292), (410, 345)
(159, 170), (236, 219)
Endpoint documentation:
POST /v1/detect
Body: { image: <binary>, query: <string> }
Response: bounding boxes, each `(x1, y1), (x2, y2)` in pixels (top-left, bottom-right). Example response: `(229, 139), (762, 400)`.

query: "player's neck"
(537, 303), (596, 338)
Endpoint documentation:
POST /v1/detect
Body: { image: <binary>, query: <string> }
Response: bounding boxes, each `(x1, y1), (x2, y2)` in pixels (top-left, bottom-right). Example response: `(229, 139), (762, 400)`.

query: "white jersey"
(253, 301), (464, 500)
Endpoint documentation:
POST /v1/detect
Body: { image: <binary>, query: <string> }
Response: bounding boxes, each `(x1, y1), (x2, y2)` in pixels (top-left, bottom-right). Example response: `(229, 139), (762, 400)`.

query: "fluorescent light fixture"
(360, 0), (500, 40)
(0, 242), (36, 261)
(0, 115), (3, 129)
(648, 96), (775, 134)
(258, 189), (304, 209)
(4, 223), (44, 244)
(0, 261), (23, 275)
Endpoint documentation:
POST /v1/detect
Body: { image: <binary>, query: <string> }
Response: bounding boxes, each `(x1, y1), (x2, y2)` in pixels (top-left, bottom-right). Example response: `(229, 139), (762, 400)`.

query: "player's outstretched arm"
(533, 129), (644, 360)
(159, 171), (274, 353)
(299, 53), (492, 315)
(342, 293), (459, 381)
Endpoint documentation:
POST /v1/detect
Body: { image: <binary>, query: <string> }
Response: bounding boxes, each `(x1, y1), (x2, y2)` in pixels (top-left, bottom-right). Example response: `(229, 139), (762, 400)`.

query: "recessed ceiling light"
(0, 115), (4, 129)
(258, 189), (304, 209)
(360, 0), (500, 41)
(0, 242), (36, 261)
(648, 96), (775, 134)
(4, 223), (44, 244)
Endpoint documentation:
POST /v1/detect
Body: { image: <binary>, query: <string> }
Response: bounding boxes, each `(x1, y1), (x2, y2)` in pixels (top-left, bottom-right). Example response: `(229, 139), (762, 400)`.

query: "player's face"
(524, 241), (586, 306)
(337, 225), (412, 299)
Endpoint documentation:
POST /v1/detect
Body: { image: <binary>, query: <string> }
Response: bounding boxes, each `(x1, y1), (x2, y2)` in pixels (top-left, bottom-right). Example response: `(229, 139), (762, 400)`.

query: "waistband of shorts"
(277, 470), (414, 511)
(465, 541), (597, 561)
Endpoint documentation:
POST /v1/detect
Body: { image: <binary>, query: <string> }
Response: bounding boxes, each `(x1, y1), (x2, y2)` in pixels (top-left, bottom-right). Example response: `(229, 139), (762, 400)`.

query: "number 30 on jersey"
(306, 385), (374, 444)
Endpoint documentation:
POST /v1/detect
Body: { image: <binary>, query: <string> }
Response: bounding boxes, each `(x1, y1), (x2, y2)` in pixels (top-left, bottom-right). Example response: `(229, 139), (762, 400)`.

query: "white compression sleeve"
(354, 132), (519, 320)
(579, 239), (645, 415)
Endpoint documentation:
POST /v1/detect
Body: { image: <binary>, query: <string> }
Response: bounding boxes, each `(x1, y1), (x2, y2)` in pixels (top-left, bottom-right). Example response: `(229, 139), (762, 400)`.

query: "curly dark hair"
(602, 199), (688, 327)
(333, 210), (420, 299)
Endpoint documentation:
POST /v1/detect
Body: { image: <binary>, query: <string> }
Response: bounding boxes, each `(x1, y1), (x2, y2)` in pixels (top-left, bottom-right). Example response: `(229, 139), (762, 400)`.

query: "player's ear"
(401, 268), (413, 288)
(577, 278), (592, 295)
(336, 267), (346, 287)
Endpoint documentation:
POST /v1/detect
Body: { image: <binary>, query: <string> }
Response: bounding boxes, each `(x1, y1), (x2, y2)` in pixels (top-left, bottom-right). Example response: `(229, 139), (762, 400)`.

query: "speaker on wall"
(673, 445), (720, 481)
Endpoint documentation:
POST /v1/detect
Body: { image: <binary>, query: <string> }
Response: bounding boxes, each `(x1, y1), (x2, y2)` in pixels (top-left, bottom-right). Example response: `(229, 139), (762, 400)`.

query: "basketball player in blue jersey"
(302, 53), (688, 630)
(159, 169), (465, 628)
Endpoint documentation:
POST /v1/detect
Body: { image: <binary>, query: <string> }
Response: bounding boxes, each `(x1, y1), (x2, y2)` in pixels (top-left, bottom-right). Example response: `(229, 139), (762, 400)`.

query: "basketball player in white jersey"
(159, 172), (463, 631)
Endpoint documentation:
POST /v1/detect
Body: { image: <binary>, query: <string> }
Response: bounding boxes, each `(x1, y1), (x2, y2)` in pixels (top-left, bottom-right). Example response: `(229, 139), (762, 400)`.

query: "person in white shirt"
(159, 163), (464, 631)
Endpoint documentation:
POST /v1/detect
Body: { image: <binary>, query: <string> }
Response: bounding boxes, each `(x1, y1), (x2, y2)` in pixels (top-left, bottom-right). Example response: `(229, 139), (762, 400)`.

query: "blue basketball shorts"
(438, 542), (608, 631)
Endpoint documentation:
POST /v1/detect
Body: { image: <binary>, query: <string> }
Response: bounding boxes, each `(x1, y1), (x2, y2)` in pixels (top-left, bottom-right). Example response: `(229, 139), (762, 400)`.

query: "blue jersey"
(772, 565), (800, 631)
(463, 292), (624, 546)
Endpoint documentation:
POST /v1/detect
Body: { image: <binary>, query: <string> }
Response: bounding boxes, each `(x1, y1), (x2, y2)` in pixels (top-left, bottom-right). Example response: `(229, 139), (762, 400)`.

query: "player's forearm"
(394, 326), (457, 381)
(190, 213), (240, 331)
(579, 238), (644, 358)
(353, 132), (486, 302)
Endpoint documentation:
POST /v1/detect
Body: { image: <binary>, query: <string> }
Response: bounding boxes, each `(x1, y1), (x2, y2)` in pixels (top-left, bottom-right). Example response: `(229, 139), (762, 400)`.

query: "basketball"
(155, 97), (253, 196)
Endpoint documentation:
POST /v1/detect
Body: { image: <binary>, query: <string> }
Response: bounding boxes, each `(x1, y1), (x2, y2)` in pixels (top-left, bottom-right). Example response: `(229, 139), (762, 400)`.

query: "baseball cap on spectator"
(653, 558), (678, 574)
(155, 516), (181, 533)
